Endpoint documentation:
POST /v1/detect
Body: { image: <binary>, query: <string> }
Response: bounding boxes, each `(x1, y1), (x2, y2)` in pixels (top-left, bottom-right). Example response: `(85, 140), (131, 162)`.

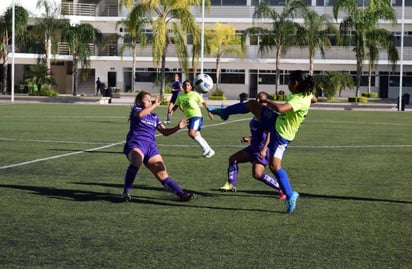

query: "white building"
(6, 0), (412, 99)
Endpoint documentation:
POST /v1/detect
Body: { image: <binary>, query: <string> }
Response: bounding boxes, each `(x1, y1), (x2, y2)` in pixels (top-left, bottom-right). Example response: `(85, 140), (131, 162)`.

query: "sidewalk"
(1, 94), (409, 111)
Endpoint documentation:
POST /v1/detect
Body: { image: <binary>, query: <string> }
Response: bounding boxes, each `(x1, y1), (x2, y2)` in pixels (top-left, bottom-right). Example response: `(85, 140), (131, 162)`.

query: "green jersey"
(175, 91), (204, 119)
(275, 93), (313, 141)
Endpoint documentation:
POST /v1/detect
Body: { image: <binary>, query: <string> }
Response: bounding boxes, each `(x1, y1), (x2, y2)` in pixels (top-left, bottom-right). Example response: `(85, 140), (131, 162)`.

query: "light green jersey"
(175, 91), (204, 119)
(275, 93), (313, 141)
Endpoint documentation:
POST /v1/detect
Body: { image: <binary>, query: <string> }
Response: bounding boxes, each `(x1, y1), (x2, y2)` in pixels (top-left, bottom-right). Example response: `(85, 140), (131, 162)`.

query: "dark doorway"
(249, 71), (258, 99)
(379, 74), (389, 98)
(108, 72), (117, 88)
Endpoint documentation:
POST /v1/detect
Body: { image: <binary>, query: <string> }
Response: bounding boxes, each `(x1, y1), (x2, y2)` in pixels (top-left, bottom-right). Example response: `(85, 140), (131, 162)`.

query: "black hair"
(256, 91), (272, 101)
(134, 91), (151, 105)
(182, 80), (193, 90)
(289, 70), (315, 96)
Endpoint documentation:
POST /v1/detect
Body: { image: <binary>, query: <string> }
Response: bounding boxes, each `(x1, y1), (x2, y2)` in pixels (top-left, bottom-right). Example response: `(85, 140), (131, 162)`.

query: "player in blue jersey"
(165, 73), (183, 124)
(172, 80), (215, 158)
(219, 92), (285, 200)
(210, 70), (317, 213)
(122, 91), (194, 202)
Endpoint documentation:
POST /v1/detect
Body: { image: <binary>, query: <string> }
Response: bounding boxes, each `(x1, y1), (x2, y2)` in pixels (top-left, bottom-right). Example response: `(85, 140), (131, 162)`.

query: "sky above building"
(0, 0), (59, 16)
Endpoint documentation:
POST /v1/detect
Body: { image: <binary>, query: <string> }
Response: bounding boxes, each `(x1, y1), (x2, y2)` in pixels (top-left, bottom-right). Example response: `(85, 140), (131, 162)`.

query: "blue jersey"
(125, 105), (162, 144)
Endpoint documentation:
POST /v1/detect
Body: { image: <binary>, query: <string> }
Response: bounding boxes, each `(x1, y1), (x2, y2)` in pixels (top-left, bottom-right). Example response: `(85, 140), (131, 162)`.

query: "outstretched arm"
(157, 118), (188, 136)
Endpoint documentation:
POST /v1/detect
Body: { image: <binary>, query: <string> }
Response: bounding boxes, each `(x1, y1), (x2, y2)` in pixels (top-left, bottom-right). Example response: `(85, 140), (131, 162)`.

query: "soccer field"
(0, 103), (411, 269)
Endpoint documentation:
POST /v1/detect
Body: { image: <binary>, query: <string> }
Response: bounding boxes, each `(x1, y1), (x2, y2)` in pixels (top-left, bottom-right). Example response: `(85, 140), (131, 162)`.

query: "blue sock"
(161, 177), (184, 196)
(228, 163), (238, 186)
(123, 165), (138, 194)
(224, 102), (248, 115)
(273, 168), (293, 198)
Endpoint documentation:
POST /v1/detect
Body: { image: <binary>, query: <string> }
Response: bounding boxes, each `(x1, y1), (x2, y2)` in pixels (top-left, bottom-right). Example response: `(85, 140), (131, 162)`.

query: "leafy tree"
(61, 23), (102, 96)
(365, 28), (398, 94)
(33, 0), (68, 74)
(333, 0), (397, 97)
(297, 10), (337, 76)
(117, 5), (151, 92)
(25, 64), (57, 95)
(243, 0), (307, 94)
(314, 71), (354, 98)
(0, 5), (28, 94)
(120, 0), (203, 96)
(205, 23), (245, 90)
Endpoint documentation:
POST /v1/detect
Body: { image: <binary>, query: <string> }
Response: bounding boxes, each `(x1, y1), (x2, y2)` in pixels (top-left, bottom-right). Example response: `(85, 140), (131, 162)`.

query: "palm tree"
(120, 0), (202, 96)
(117, 5), (151, 92)
(314, 71), (354, 98)
(61, 23), (102, 96)
(0, 5), (28, 94)
(297, 10), (337, 76)
(333, 0), (397, 97)
(243, 0), (307, 94)
(34, 0), (68, 75)
(365, 28), (398, 94)
(205, 23), (245, 90)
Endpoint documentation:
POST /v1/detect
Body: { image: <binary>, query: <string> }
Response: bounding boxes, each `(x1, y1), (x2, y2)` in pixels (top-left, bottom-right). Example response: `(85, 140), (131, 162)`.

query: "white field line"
(0, 119), (248, 170)
(2, 118), (411, 170)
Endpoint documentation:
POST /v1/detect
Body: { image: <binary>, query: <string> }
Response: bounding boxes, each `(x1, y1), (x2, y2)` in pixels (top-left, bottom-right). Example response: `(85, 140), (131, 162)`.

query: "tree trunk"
(72, 57), (78, 96)
(275, 46), (281, 95)
(216, 54), (221, 90)
(160, 45), (168, 96)
(132, 46), (137, 92)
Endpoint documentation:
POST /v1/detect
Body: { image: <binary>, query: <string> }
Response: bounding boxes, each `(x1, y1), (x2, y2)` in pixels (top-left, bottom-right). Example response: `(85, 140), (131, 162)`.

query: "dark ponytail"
(289, 70), (315, 96)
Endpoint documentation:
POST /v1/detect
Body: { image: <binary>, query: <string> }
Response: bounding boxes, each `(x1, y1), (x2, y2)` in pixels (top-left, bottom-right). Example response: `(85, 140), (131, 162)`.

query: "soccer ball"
(194, 73), (214, 93)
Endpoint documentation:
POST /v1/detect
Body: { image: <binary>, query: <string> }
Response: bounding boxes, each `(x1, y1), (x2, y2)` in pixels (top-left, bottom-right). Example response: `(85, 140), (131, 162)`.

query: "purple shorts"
(123, 140), (160, 165)
(244, 145), (270, 166)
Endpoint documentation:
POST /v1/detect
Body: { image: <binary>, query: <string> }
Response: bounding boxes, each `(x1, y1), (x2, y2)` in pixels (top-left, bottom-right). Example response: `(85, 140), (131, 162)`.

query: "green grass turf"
(0, 103), (411, 268)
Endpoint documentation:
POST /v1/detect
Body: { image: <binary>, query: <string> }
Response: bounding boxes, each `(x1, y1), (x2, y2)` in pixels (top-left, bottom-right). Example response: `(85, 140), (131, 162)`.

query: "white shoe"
(204, 149), (215, 158)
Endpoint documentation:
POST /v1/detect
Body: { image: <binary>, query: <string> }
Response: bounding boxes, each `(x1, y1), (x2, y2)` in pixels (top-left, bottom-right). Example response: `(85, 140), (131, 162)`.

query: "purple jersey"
(245, 117), (270, 166)
(249, 117), (267, 150)
(123, 105), (162, 157)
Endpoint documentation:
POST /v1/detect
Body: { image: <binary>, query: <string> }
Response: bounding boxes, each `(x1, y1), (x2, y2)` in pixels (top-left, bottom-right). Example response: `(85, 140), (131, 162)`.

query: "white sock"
(194, 134), (211, 152)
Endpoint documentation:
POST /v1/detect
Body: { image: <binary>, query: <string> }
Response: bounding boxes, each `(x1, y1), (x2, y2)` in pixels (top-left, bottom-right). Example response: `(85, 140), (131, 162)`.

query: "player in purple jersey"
(219, 92), (285, 200)
(165, 73), (183, 124)
(121, 91), (194, 202)
(210, 71), (317, 213)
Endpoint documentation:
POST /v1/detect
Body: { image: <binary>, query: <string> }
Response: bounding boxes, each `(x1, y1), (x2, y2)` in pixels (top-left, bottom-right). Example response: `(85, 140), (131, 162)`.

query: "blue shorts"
(188, 116), (203, 131)
(260, 106), (290, 160)
(123, 140), (160, 165)
(244, 145), (269, 166)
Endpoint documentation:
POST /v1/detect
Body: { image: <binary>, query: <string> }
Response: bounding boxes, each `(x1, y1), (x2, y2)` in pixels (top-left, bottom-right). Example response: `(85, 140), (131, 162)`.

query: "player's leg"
(209, 100), (263, 121)
(146, 154), (194, 201)
(251, 149), (285, 200)
(122, 148), (144, 201)
(188, 117), (214, 158)
(269, 153), (299, 213)
(220, 149), (250, 192)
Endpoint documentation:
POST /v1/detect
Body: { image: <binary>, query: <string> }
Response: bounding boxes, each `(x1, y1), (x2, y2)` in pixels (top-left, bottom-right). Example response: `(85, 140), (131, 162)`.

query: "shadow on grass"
(0, 183), (283, 214)
(237, 189), (412, 204)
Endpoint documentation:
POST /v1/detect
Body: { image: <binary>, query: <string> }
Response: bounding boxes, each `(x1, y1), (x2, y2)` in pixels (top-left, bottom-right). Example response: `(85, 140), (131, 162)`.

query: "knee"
(252, 171), (263, 179)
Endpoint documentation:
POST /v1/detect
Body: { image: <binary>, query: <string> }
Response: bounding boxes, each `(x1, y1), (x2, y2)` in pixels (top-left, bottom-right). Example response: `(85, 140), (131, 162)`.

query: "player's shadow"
(0, 183), (283, 213)
(237, 189), (412, 204)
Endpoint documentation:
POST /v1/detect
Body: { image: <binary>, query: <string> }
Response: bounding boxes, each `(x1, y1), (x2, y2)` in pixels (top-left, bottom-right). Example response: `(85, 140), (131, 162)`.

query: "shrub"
(348, 96), (368, 103)
(208, 95), (226, 100)
(361, 92), (379, 98)
(210, 89), (225, 96)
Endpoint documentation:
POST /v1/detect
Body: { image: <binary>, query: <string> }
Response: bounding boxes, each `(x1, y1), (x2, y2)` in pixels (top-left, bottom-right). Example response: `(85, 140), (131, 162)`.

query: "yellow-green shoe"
(219, 182), (236, 192)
